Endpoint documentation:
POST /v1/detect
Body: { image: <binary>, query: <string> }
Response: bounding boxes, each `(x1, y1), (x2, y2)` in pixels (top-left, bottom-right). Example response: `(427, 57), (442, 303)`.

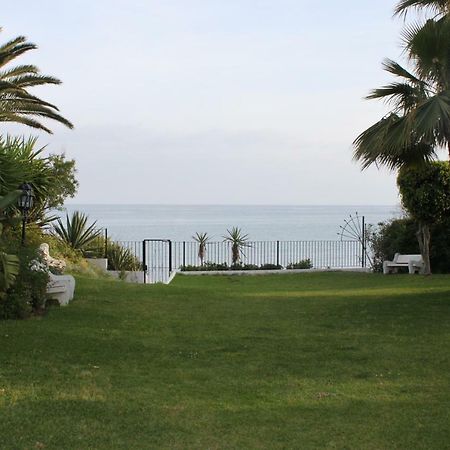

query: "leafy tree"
(45, 153), (78, 210)
(369, 216), (450, 273)
(223, 227), (250, 266)
(0, 136), (78, 223)
(193, 232), (209, 266)
(0, 28), (73, 133)
(397, 161), (450, 273)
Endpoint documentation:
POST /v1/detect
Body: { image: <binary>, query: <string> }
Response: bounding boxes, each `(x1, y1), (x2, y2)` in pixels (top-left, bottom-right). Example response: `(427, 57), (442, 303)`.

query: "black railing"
(172, 240), (361, 269)
(113, 239), (364, 283)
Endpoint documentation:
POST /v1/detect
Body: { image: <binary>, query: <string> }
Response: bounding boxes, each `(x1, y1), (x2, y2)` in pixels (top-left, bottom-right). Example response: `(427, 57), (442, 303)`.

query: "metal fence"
(114, 239), (364, 283)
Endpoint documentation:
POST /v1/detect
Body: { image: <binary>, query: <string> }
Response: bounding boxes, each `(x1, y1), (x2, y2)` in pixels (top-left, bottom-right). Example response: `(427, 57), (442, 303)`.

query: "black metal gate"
(142, 239), (172, 284)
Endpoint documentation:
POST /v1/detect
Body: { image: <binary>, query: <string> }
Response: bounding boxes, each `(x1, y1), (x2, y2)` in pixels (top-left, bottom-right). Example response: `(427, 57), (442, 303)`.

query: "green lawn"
(1, 273), (450, 449)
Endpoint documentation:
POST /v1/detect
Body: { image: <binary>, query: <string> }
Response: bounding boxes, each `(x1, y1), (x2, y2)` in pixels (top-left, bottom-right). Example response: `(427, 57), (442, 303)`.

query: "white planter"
(108, 270), (145, 283)
(86, 258), (108, 271)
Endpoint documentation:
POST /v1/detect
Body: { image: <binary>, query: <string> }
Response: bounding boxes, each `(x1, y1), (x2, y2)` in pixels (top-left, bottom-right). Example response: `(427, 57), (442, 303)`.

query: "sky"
(3, 0), (444, 205)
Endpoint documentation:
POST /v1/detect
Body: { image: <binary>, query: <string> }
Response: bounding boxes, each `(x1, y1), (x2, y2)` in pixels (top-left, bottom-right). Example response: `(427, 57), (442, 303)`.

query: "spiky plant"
(223, 227), (250, 266)
(107, 243), (141, 271)
(52, 212), (101, 252)
(0, 28), (73, 133)
(192, 232), (209, 266)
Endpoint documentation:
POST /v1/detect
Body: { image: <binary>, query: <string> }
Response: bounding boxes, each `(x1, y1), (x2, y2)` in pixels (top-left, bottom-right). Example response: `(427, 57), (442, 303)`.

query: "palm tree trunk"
(416, 223), (431, 275)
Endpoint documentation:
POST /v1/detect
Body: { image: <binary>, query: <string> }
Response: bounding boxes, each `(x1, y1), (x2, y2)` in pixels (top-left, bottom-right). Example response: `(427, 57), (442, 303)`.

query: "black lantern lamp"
(18, 182), (34, 245)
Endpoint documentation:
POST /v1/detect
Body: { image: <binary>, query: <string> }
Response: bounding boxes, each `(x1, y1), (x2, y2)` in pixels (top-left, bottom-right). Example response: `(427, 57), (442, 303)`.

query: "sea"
(60, 204), (402, 243)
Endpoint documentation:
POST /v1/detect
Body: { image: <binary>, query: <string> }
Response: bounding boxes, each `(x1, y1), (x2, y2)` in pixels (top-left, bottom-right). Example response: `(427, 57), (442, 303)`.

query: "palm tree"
(0, 28), (73, 133)
(223, 227), (250, 266)
(192, 232), (209, 266)
(394, 1), (450, 17)
(353, 0), (450, 274)
(353, 6), (450, 166)
(353, 59), (437, 169)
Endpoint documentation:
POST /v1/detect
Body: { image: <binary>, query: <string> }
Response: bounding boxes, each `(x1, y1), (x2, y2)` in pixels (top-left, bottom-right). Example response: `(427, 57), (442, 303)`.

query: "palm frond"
(394, 0), (450, 18)
(0, 29), (73, 132)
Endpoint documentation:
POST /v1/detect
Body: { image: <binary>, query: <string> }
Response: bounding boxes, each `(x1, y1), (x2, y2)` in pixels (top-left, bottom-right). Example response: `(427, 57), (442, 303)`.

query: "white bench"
(46, 272), (75, 306)
(383, 253), (424, 275)
(38, 243), (76, 306)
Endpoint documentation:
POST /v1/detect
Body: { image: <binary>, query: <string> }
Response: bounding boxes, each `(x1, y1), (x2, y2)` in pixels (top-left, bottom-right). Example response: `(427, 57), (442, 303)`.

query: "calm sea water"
(61, 205), (401, 242)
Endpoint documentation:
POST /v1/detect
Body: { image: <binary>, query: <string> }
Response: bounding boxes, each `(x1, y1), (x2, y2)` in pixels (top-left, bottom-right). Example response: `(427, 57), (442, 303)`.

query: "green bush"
(0, 247), (49, 319)
(369, 217), (450, 273)
(286, 259), (313, 269)
(181, 262), (229, 272)
(259, 263), (283, 270)
(180, 262), (283, 271)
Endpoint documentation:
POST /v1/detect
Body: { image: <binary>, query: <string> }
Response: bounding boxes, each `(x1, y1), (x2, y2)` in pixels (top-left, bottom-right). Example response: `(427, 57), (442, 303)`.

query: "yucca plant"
(52, 211), (101, 253)
(223, 227), (251, 266)
(193, 232), (209, 266)
(0, 190), (21, 296)
(107, 243), (141, 271)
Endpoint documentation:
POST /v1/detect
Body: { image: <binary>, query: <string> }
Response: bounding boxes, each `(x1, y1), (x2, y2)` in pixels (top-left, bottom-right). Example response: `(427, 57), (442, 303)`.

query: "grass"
(1, 272), (450, 449)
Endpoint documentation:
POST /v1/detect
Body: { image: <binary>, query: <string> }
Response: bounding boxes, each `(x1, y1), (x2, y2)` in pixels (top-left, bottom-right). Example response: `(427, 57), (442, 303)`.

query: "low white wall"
(86, 258), (108, 271)
(178, 268), (371, 276)
(108, 270), (145, 283)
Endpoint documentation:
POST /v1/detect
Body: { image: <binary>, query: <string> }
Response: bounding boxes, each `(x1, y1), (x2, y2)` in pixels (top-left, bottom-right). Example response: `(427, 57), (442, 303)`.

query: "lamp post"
(18, 182), (34, 245)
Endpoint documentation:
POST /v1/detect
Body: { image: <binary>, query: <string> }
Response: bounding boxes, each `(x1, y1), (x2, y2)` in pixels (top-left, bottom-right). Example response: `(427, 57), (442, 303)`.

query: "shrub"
(259, 263), (283, 270)
(369, 217), (450, 273)
(181, 262), (229, 271)
(286, 259), (313, 269)
(368, 218), (418, 272)
(0, 247), (49, 319)
(180, 262), (283, 271)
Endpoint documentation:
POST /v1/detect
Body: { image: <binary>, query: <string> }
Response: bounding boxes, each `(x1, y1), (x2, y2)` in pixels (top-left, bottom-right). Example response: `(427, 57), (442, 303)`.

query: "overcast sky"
(3, 1), (444, 205)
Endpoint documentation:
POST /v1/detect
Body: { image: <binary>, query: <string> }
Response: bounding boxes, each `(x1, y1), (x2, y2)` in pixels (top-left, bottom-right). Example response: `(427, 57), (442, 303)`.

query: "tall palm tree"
(394, 0), (450, 18)
(354, 0), (450, 274)
(0, 28), (73, 133)
(354, 2), (450, 166)
(353, 59), (436, 169)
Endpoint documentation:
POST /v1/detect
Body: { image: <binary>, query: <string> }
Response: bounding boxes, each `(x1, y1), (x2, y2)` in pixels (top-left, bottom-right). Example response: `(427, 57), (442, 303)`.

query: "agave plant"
(52, 211), (101, 252)
(0, 190), (21, 296)
(192, 232), (209, 266)
(223, 227), (251, 266)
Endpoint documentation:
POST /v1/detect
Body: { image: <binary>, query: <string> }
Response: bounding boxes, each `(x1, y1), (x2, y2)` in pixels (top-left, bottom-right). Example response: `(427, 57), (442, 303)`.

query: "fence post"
(104, 228), (108, 258)
(361, 216), (366, 268)
(168, 240), (172, 274)
(142, 240), (147, 284)
(183, 241), (186, 268)
(276, 240), (280, 266)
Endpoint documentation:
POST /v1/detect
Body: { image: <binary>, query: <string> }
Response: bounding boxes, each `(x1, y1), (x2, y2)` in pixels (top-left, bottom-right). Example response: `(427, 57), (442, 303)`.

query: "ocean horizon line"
(63, 203), (399, 207)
